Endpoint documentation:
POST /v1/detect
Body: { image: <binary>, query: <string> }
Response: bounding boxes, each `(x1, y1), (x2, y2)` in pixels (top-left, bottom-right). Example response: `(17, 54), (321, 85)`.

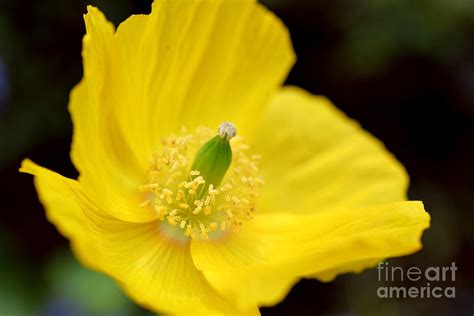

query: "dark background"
(1, 0), (473, 315)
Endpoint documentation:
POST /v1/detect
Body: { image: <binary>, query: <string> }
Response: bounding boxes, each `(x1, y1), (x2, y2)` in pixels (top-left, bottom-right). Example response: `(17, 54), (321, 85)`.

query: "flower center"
(139, 125), (263, 239)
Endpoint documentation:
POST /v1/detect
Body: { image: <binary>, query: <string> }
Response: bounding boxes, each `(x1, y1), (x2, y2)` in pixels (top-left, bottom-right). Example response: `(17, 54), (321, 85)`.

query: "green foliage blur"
(336, 0), (474, 74)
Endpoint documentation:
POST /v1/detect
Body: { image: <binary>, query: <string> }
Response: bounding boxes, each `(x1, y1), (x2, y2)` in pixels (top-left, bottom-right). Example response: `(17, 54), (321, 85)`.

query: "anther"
(140, 126), (262, 239)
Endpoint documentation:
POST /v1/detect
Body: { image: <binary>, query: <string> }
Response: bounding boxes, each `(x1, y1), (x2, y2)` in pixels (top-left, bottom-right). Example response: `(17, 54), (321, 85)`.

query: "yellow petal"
(20, 160), (254, 315)
(19, 159), (102, 271)
(70, 7), (156, 223)
(110, 0), (295, 157)
(251, 86), (409, 214)
(191, 201), (430, 310)
(82, 205), (256, 315)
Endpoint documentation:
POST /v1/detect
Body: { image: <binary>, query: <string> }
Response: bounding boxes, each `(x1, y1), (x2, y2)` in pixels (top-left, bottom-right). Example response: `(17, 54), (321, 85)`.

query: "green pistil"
(190, 122), (236, 188)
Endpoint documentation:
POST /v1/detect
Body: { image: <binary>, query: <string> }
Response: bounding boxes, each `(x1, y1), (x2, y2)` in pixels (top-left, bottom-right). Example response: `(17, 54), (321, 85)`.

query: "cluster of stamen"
(139, 127), (263, 239)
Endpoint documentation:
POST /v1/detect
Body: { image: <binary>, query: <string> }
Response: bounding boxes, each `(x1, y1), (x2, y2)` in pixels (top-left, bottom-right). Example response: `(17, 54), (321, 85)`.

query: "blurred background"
(1, 0), (473, 315)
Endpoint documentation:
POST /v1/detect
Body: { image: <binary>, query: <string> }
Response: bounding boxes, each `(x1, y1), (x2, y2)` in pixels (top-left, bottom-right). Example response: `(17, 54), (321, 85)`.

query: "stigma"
(217, 122), (237, 140)
(139, 125), (263, 240)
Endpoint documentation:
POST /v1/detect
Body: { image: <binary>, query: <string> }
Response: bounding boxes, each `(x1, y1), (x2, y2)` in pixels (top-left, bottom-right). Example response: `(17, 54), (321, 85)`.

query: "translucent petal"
(70, 8), (155, 222)
(192, 201), (429, 309)
(251, 86), (409, 214)
(112, 0), (295, 157)
(82, 206), (256, 315)
(69, 2), (295, 222)
(19, 159), (102, 270)
(20, 159), (254, 315)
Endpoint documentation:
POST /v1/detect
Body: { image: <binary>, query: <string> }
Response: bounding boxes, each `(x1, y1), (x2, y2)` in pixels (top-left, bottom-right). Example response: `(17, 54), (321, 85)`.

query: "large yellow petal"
(251, 86), (409, 214)
(191, 201), (430, 310)
(70, 7), (156, 223)
(20, 160), (254, 315)
(69, 1), (294, 223)
(19, 159), (102, 271)
(110, 0), (295, 159)
(82, 205), (257, 315)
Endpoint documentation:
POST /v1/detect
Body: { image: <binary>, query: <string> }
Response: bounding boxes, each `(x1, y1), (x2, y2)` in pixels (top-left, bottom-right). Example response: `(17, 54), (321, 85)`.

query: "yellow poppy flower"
(20, 0), (430, 315)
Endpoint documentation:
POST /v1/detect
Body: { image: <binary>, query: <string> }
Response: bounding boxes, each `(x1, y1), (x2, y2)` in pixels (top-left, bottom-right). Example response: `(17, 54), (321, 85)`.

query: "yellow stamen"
(139, 126), (263, 239)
